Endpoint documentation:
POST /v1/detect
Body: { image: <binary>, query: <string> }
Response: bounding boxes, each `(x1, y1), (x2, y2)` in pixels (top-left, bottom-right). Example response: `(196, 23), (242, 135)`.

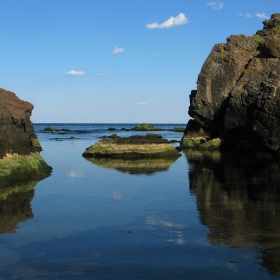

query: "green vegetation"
(181, 137), (221, 150)
(254, 34), (264, 45)
(83, 140), (181, 159)
(253, 50), (261, 57)
(181, 137), (206, 148)
(133, 123), (161, 131)
(31, 137), (42, 151)
(145, 133), (162, 138)
(100, 133), (120, 139)
(43, 126), (58, 132)
(273, 24), (280, 36)
(173, 127), (185, 132)
(0, 152), (52, 187)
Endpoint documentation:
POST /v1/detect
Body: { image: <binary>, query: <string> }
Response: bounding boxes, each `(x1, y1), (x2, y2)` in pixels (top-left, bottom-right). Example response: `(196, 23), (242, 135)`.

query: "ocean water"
(0, 123), (280, 279)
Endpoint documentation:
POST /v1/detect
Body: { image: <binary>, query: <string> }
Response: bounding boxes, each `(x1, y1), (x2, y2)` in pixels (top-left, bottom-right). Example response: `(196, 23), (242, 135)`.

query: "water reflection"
(0, 181), (37, 234)
(84, 157), (179, 175)
(184, 149), (280, 275)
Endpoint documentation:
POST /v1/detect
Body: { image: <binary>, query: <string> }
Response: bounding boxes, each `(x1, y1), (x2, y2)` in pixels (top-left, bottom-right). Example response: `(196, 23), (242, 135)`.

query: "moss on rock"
(43, 126), (58, 132)
(83, 136), (181, 159)
(0, 152), (52, 187)
(133, 123), (161, 131)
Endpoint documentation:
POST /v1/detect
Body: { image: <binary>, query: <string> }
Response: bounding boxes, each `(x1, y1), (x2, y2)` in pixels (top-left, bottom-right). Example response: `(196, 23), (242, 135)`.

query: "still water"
(0, 123), (280, 279)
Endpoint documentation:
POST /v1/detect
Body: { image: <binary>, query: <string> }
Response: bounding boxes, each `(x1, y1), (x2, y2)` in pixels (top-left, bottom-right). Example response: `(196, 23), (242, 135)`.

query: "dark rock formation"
(182, 13), (280, 155)
(0, 88), (40, 157)
(0, 88), (52, 186)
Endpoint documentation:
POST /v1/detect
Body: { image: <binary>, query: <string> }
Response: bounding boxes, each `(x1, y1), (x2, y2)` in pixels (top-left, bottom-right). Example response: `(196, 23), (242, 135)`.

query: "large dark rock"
(0, 88), (51, 186)
(0, 88), (40, 157)
(182, 13), (280, 155)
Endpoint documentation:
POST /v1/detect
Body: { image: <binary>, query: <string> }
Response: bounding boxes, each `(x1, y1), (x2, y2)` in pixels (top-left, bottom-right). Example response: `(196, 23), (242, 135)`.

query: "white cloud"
(112, 47), (124, 54)
(154, 52), (162, 56)
(96, 73), (105, 76)
(256, 12), (269, 19)
(135, 102), (149, 106)
(207, 2), (225, 10)
(146, 13), (188, 29)
(65, 70), (85, 75)
(246, 13), (252, 18)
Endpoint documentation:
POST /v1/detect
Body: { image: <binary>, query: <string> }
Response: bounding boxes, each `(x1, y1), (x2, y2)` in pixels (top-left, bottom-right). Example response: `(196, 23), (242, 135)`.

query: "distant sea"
(0, 123), (279, 279)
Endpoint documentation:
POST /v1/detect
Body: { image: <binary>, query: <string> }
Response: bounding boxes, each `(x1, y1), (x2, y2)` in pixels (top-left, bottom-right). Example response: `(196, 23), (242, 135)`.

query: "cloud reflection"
(147, 215), (186, 245)
(66, 170), (84, 178)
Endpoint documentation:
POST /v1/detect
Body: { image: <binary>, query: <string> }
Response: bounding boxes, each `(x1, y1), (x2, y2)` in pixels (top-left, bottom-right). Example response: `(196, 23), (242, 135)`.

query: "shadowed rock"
(182, 13), (280, 156)
(0, 88), (52, 186)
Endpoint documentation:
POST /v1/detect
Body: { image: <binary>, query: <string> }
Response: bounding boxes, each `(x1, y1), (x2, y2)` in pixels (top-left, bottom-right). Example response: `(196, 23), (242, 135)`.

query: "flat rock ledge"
(82, 136), (181, 159)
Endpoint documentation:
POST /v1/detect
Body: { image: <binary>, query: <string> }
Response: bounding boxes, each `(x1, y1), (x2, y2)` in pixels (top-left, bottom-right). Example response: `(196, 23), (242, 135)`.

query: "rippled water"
(0, 123), (280, 279)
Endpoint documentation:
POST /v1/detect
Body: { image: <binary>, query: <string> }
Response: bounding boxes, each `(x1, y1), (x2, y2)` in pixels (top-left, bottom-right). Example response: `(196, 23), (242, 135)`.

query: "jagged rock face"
(0, 88), (39, 158)
(185, 13), (280, 154)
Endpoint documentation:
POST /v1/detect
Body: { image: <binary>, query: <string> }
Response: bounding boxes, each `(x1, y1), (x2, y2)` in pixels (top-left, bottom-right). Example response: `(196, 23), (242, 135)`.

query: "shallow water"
(0, 123), (280, 279)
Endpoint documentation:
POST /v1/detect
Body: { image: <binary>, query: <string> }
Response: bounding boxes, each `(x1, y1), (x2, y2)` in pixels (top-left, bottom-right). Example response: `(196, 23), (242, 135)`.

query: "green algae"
(145, 133), (162, 138)
(83, 141), (181, 159)
(173, 127), (185, 132)
(133, 123), (161, 131)
(0, 152), (52, 187)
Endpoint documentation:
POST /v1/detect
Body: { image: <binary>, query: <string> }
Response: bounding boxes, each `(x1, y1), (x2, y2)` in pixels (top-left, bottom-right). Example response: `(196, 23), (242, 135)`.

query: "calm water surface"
(0, 123), (280, 279)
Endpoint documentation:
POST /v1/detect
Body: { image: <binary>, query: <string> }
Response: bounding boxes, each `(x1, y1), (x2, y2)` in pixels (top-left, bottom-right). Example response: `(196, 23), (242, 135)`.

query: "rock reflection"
(184, 149), (280, 275)
(84, 157), (178, 175)
(0, 181), (37, 234)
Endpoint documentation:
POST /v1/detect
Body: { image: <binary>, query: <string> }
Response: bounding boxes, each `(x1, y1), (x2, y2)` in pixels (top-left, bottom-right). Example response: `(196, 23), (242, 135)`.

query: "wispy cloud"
(65, 70), (85, 75)
(256, 12), (269, 19)
(146, 13), (188, 29)
(207, 2), (225, 10)
(238, 13), (252, 18)
(96, 73), (105, 76)
(154, 52), (162, 56)
(112, 47), (124, 54)
(135, 102), (149, 106)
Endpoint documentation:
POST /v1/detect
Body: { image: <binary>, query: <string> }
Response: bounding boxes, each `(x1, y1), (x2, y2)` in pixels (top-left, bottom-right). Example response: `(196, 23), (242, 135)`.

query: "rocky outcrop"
(83, 136), (181, 159)
(182, 13), (280, 155)
(0, 88), (41, 156)
(0, 88), (51, 186)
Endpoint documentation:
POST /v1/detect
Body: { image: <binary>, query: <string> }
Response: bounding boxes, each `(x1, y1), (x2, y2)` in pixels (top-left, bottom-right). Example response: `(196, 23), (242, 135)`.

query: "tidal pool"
(0, 124), (279, 279)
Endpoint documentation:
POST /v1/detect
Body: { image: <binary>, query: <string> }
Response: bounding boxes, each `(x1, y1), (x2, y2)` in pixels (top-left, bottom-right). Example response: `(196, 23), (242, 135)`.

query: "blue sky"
(0, 0), (279, 123)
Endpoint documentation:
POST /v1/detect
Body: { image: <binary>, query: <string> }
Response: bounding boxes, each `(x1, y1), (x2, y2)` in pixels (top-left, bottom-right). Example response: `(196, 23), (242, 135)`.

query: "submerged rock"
(0, 88), (52, 186)
(182, 13), (280, 156)
(82, 136), (181, 159)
